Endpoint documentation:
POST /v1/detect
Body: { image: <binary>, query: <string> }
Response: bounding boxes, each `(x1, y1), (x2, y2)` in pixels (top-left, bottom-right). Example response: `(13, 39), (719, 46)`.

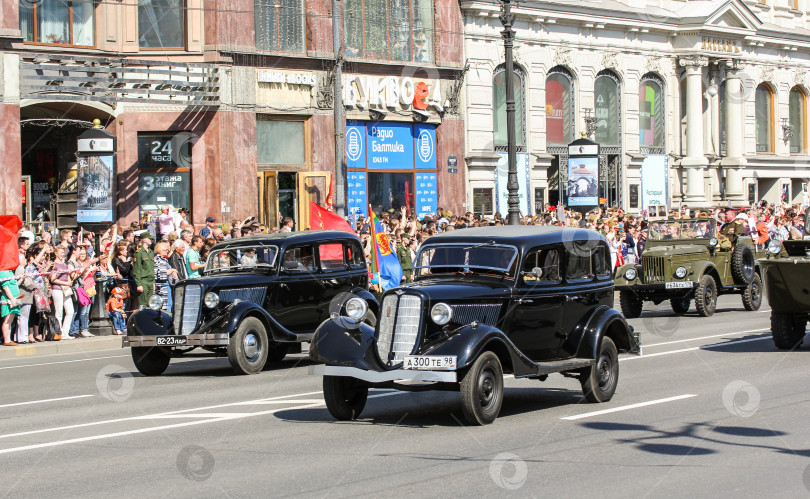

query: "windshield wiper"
(463, 240), (495, 250)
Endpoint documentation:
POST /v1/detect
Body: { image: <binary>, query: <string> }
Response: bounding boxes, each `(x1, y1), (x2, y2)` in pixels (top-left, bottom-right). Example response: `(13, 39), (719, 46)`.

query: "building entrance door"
(257, 171), (278, 229)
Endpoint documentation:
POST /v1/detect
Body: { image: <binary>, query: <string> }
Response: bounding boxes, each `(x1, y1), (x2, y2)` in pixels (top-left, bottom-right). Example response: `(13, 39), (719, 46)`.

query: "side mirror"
(531, 267), (543, 279)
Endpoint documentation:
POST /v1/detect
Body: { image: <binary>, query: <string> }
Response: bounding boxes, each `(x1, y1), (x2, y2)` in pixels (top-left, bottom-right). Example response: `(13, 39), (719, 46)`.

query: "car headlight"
(431, 302), (453, 325)
(148, 294), (163, 311)
(709, 237), (718, 248)
(345, 297), (368, 319)
(203, 292), (220, 309)
(624, 268), (637, 281)
(675, 266), (688, 279)
(768, 240), (782, 255)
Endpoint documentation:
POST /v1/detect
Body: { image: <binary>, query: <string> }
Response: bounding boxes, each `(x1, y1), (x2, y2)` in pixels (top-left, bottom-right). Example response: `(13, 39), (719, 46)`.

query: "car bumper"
(123, 332), (229, 348)
(309, 364), (457, 383)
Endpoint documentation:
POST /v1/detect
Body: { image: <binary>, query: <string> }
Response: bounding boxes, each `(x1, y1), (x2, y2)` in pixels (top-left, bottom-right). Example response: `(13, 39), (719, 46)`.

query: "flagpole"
(368, 204), (378, 276)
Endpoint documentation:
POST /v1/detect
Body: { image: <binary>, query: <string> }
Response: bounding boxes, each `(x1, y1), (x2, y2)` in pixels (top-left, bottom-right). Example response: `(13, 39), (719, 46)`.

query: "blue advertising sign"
(414, 123), (436, 169)
(346, 121), (366, 170)
(415, 172), (437, 220)
(567, 156), (599, 207)
(366, 122), (414, 169)
(347, 171), (368, 218)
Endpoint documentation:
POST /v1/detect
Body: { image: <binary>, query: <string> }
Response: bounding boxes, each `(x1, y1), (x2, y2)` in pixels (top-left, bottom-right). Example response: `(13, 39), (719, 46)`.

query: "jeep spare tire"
(731, 244), (756, 284)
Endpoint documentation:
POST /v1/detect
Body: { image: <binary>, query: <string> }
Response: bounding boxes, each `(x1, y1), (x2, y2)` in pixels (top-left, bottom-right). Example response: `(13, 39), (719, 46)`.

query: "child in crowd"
(106, 287), (128, 336)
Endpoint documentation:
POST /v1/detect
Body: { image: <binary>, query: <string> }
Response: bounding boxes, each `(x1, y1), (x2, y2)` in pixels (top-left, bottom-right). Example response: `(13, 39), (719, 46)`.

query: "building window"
(344, 0), (433, 63)
(139, 0), (185, 49)
(594, 71), (621, 146)
(639, 74), (665, 149)
(493, 65), (526, 151)
(255, 0), (305, 52)
(790, 87), (806, 154)
(472, 188), (494, 217)
(546, 67), (575, 147)
(755, 83), (774, 153)
(19, 0), (94, 46)
(257, 119), (306, 166)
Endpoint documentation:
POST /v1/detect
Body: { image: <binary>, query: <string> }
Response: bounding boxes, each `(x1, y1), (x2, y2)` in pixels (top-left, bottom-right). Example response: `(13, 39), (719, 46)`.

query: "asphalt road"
(1, 294), (809, 497)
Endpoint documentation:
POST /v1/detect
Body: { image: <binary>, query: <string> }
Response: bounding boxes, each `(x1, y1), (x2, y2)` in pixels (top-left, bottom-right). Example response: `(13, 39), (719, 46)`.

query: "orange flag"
(309, 202), (353, 233)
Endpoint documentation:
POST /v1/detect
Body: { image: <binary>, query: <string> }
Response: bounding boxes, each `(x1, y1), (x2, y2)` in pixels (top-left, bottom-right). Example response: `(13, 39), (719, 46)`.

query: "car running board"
(529, 358), (595, 377)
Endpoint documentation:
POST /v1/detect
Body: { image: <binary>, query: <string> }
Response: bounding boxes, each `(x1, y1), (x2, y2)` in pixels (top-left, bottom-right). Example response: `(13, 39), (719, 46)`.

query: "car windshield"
(204, 243), (278, 274)
(647, 219), (716, 241)
(413, 243), (518, 279)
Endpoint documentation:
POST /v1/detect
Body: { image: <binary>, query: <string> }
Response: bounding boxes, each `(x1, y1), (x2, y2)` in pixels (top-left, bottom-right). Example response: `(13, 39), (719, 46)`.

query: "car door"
(507, 245), (566, 361)
(317, 240), (351, 323)
(274, 244), (323, 333)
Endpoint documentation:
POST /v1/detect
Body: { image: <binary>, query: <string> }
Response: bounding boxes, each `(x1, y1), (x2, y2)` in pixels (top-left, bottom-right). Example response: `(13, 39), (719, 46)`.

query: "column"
(0, 53), (21, 217)
(720, 62), (747, 204)
(679, 57), (709, 207)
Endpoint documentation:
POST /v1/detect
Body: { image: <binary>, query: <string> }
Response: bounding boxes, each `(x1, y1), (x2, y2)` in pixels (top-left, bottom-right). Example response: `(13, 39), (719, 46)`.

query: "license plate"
(665, 281), (694, 289)
(402, 355), (457, 371)
(155, 335), (188, 346)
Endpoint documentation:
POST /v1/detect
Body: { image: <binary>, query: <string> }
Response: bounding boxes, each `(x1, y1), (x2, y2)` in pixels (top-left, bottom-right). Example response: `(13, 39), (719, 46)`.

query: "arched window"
(546, 67), (575, 146)
(493, 65), (526, 151)
(639, 74), (665, 150)
(789, 87), (806, 154)
(594, 70), (620, 146)
(755, 83), (774, 153)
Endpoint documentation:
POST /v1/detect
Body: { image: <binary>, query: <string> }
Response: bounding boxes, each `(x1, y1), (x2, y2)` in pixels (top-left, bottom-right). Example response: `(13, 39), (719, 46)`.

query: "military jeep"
(760, 211), (810, 349)
(615, 218), (764, 318)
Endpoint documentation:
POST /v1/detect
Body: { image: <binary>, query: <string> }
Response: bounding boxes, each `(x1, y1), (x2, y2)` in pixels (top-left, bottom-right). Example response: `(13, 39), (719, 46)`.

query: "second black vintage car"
(124, 231), (376, 375)
(310, 226), (641, 425)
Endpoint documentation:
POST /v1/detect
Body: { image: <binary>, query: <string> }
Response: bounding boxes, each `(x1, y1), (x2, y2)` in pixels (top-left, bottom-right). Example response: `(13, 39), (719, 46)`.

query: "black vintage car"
(124, 231), (376, 376)
(309, 226), (641, 425)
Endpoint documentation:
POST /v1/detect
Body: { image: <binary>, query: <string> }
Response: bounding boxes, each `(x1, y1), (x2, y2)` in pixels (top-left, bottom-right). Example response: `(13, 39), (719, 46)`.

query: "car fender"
(420, 324), (538, 377)
(690, 260), (720, 284)
(309, 317), (384, 371)
(128, 308), (173, 336)
(224, 301), (298, 343)
(565, 305), (639, 359)
(614, 262), (643, 287)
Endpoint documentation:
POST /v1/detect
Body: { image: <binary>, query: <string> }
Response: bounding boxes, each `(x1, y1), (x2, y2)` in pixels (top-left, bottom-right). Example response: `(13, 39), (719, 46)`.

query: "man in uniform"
(718, 208), (746, 250)
(132, 231), (155, 307)
(397, 233), (413, 283)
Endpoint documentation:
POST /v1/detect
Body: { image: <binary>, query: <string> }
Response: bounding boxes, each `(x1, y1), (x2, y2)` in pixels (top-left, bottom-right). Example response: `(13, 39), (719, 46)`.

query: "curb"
(0, 336), (124, 360)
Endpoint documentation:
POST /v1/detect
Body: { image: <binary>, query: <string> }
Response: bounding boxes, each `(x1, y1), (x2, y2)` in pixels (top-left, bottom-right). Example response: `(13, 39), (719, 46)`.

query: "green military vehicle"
(759, 212), (810, 349)
(615, 218), (763, 318)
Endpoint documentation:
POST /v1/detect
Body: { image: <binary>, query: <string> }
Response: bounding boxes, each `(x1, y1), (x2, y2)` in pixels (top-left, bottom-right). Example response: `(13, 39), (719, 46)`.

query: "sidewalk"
(0, 335), (124, 361)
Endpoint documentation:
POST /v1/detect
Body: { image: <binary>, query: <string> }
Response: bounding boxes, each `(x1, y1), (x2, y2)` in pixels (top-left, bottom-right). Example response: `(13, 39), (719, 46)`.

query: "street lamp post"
(500, 0), (520, 225)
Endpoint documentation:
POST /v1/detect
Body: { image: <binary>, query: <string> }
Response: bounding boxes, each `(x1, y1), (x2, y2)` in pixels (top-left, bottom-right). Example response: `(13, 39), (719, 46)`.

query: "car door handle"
(516, 298), (533, 304)
(566, 295), (580, 302)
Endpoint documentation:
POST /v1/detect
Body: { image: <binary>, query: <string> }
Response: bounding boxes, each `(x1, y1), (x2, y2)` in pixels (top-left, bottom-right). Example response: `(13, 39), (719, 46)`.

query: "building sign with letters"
(137, 133), (193, 169)
(343, 74), (444, 113)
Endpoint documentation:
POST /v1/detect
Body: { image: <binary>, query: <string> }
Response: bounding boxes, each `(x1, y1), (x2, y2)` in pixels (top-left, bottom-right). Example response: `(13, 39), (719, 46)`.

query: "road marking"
(0, 395), (94, 409)
(0, 355), (129, 370)
(622, 336), (771, 361)
(561, 394), (698, 421)
(643, 329), (769, 348)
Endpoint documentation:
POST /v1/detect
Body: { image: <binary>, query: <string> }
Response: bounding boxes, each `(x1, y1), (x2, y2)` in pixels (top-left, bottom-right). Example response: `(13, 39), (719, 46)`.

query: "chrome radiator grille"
(172, 283), (202, 335)
(643, 256), (667, 284)
(219, 287), (266, 305)
(450, 304), (502, 326)
(376, 294), (422, 366)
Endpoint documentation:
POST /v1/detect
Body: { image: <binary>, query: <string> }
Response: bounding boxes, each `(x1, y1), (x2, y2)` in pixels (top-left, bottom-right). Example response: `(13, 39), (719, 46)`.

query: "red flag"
(325, 181), (334, 212)
(0, 215), (23, 271)
(309, 202), (353, 233)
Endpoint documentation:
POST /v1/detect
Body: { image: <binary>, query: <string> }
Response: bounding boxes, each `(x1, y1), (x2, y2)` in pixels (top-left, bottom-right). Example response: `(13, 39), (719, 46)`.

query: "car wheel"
(131, 346), (170, 376)
(731, 244), (756, 284)
(227, 317), (269, 375)
(694, 274), (717, 317)
(741, 273), (763, 311)
(619, 291), (643, 318)
(323, 375), (368, 420)
(581, 337), (619, 403)
(771, 312), (806, 349)
(459, 351), (504, 425)
(670, 296), (691, 314)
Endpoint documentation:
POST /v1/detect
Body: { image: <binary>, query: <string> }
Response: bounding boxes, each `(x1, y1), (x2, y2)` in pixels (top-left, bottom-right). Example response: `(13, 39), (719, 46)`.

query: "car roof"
(424, 226), (605, 250)
(211, 230), (359, 250)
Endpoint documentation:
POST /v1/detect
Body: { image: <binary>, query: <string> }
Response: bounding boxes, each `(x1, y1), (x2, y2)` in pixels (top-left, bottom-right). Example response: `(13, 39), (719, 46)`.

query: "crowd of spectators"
(1, 200), (804, 345)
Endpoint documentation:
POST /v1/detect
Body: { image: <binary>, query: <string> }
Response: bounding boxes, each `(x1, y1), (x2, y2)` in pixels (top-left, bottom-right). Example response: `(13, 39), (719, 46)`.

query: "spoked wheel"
(581, 337), (619, 403)
(459, 351), (504, 425)
(323, 375), (368, 420)
(227, 317), (269, 375)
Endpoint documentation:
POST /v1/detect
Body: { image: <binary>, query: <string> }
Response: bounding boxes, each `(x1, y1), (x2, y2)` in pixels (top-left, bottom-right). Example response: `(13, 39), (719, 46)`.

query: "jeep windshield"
(413, 243), (518, 279)
(204, 243), (278, 274)
(647, 219), (716, 241)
